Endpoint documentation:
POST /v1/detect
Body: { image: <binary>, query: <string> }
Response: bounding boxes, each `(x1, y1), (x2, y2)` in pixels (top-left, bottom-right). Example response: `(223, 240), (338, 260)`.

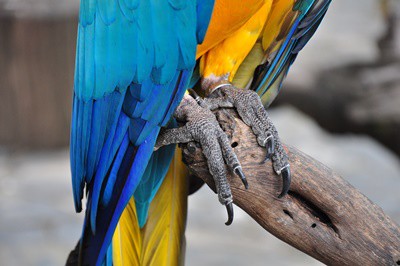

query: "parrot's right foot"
(155, 94), (248, 225)
(200, 79), (291, 198)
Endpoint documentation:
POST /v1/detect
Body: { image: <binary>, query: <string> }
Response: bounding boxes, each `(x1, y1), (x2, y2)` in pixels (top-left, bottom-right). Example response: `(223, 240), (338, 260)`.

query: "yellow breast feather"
(196, 0), (266, 58)
(198, 0), (273, 81)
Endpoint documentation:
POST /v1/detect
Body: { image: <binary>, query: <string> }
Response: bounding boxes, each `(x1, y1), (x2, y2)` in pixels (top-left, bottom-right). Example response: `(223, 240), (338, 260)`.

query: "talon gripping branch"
(69, 0), (331, 265)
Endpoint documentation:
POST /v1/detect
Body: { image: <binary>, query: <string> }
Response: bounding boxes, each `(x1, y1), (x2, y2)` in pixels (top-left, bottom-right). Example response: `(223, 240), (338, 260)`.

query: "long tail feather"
(79, 127), (159, 266)
(110, 149), (188, 266)
(112, 198), (142, 266)
(140, 150), (188, 265)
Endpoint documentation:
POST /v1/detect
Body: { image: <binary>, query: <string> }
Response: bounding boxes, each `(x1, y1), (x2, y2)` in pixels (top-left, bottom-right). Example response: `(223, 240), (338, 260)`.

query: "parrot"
(68, 0), (332, 265)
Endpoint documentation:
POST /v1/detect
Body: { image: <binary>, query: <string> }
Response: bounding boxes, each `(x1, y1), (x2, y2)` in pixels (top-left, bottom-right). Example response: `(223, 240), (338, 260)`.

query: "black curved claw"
(225, 202), (234, 226)
(278, 166), (291, 198)
(263, 134), (275, 163)
(234, 167), (248, 189)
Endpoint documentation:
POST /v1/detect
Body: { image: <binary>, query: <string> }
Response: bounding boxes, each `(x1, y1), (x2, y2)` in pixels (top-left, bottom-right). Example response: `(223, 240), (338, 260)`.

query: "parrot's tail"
(77, 127), (159, 266)
(68, 150), (188, 266)
(112, 151), (189, 265)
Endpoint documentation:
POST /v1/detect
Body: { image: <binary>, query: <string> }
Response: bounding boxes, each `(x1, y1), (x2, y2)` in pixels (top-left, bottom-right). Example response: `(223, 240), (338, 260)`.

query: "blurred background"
(0, 0), (399, 265)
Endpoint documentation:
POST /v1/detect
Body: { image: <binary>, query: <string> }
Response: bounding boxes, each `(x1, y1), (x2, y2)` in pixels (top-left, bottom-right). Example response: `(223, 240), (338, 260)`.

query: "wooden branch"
(181, 108), (400, 266)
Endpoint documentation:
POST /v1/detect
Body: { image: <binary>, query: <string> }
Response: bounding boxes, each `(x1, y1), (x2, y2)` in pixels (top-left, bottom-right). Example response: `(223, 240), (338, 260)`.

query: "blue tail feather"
(90, 112), (130, 232)
(101, 132), (130, 206)
(79, 127), (159, 266)
(73, 1), (218, 264)
(134, 142), (176, 227)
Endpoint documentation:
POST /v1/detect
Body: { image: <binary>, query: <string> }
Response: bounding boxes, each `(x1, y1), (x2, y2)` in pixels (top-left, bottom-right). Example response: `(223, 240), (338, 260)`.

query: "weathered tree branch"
(181, 108), (400, 265)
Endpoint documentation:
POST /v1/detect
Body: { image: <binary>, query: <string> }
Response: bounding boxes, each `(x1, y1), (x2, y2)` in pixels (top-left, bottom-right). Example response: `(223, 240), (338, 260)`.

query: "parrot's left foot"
(155, 94), (248, 225)
(200, 79), (291, 198)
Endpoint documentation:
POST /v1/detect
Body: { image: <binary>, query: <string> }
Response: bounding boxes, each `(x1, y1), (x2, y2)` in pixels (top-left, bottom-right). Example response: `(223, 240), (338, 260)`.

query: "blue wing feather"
(89, 111), (130, 232)
(196, 1), (215, 43)
(124, 0), (140, 10)
(79, 128), (159, 266)
(71, 0), (215, 264)
(80, 0), (96, 26)
(98, 0), (117, 25)
(101, 132), (130, 207)
(252, 0), (332, 106)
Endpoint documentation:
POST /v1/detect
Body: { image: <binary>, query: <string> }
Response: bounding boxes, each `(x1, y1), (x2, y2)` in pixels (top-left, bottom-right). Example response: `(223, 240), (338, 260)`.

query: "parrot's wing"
(71, 0), (214, 264)
(234, 0), (332, 107)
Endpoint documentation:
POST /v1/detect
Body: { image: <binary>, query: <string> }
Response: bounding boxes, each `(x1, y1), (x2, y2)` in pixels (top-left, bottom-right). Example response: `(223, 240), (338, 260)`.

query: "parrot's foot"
(155, 94), (248, 225)
(200, 80), (291, 198)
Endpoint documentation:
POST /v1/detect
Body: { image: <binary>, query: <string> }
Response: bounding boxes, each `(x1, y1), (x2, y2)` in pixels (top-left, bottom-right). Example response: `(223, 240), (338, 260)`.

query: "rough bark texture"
(181, 108), (400, 266)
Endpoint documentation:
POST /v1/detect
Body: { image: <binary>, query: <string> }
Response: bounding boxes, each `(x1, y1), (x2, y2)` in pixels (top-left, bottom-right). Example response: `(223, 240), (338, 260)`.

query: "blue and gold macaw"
(70, 0), (331, 265)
